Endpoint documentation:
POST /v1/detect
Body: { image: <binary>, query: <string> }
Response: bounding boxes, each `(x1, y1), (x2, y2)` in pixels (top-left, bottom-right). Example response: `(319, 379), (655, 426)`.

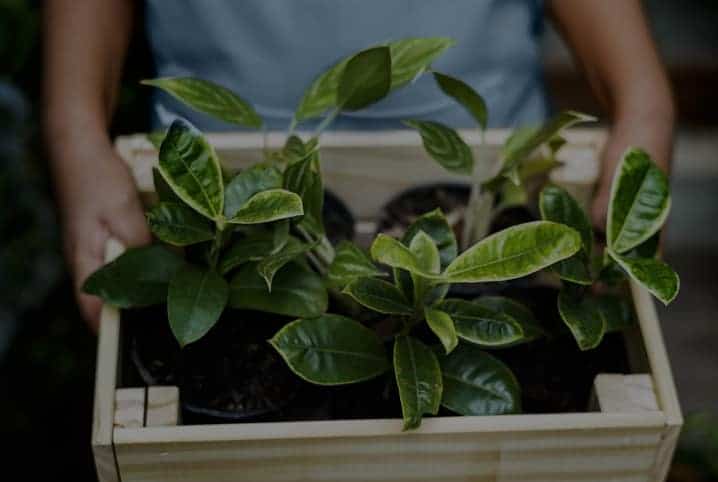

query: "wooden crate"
(93, 129), (682, 482)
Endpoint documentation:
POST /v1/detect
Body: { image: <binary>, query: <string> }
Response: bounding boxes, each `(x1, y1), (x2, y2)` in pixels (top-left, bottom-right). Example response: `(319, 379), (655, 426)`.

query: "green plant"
(271, 209), (582, 429)
(539, 148), (679, 350)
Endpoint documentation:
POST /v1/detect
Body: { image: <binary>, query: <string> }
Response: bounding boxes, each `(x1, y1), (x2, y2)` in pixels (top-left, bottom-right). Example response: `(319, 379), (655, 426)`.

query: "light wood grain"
(146, 386), (180, 427)
(114, 388), (146, 429)
(92, 238), (124, 482)
(594, 374), (660, 413)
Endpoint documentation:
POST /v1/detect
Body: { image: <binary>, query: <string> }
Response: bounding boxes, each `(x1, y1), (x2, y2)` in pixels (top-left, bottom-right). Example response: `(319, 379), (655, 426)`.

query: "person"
(44, 0), (674, 330)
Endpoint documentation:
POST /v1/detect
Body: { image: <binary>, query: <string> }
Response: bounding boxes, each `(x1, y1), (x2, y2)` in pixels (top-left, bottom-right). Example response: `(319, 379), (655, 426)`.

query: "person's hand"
(54, 141), (151, 331)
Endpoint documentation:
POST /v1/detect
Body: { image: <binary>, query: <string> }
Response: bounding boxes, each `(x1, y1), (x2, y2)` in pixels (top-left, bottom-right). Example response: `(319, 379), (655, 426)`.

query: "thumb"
(105, 194), (152, 248)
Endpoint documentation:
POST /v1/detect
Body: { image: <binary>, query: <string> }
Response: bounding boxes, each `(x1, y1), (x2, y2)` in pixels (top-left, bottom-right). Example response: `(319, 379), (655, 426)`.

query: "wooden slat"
(594, 374), (660, 413)
(92, 238), (125, 482)
(146, 386), (180, 427)
(114, 388), (146, 429)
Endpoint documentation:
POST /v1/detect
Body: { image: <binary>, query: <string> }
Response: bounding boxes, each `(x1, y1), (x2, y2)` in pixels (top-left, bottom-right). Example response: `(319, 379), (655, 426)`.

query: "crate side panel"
(115, 427), (662, 482)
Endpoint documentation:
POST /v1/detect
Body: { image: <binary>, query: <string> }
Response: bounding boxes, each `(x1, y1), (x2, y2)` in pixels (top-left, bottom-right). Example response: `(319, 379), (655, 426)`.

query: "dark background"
(0, 1), (716, 480)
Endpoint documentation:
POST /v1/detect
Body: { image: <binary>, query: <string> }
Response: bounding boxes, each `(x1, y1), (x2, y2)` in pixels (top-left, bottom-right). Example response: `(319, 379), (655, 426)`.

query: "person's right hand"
(55, 141), (151, 332)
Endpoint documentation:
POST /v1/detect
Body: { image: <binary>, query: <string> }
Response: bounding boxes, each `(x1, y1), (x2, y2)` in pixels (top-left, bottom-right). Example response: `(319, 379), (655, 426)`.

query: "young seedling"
(270, 208), (582, 429)
(539, 148), (679, 350)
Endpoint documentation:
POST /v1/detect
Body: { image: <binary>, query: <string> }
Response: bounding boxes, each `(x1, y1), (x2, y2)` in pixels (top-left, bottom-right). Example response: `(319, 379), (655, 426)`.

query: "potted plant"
(88, 37), (682, 482)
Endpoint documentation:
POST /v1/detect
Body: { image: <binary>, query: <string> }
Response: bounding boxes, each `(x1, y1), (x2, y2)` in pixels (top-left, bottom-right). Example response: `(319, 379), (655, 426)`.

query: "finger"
(107, 195), (152, 248)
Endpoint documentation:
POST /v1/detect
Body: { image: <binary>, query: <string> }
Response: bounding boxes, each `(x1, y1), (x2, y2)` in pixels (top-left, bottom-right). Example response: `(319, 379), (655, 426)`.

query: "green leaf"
(409, 231), (441, 304)
(158, 119), (224, 220)
(295, 38), (453, 121)
(557, 288), (606, 351)
(146, 202), (215, 246)
(337, 46), (392, 111)
(328, 241), (383, 289)
(539, 185), (593, 284)
(443, 221), (582, 283)
(295, 57), (351, 121)
(370, 234), (442, 280)
(402, 208), (458, 268)
(229, 262), (328, 318)
(283, 151), (324, 235)
(389, 37), (455, 88)
(424, 308), (458, 354)
(82, 245), (185, 308)
(473, 296), (544, 340)
(147, 130), (166, 150)
(141, 77), (262, 128)
(394, 336), (442, 430)
(593, 294), (635, 333)
(228, 189), (303, 224)
(224, 165), (283, 219)
(440, 344), (520, 416)
(219, 234), (274, 275)
(433, 72), (487, 130)
(270, 315), (389, 385)
(501, 111), (595, 174)
(607, 250), (680, 305)
(152, 167), (182, 204)
(82, 245), (184, 308)
(281, 135), (310, 164)
(436, 299), (524, 347)
(167, 265), (229, 347)
(607, 148), (671, 254)
(256, 238), (312, 291)
(404, 120), (474, 175)
(342, 278), (414, 315)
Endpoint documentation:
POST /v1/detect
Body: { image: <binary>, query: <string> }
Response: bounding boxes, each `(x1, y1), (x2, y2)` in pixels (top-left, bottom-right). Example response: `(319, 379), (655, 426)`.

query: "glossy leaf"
(168, 265), (229, 347)
(219, 234), (274, 274)
(142, 77), (262, 127)
(409, 231), (441, 303)
(539, 185), (593, 284)
(443, 221), (582, 283)
(228, 189), (303, 224)
(342, 277), (414, 315)
(608, 250), (680, 305)
(328, 241), (383, 289)
(337, 46), (392, 111)
(440, 344), (520, 415)
(607, 148), (671, 254)
(433, 72), (487, 130)
(425, 307), (458, 354)
(256, 238), (312, 291)
(228, 262), (327, 318)
(270, 315), (389, 385)
(557, 288), (605, 351)
(283, 151), (324, 235)
(152, 167), (182, 204)
(389, 37), (455, 88)
(146, 202), (215, 246)
(436, 299), (524, 347)
(593, 294), (636, 333)
(402, 208), (458, 268)
(83, 245), (185, 308)
(295, 57), (351, 121)
(224, 165), (283, 219)
(370, 234), (442, 280)
(147, 130), (166, 150)
(394, 336), (442, 430)
(473, 296), (544, 340)
(158, 119), (224, 220)
(404, 120), (474, 175)
(501, 111), (595, 173)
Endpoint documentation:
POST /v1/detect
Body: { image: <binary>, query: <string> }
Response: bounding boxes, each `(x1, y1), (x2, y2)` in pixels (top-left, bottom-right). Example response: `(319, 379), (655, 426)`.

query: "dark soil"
(124, 306), (329, 423)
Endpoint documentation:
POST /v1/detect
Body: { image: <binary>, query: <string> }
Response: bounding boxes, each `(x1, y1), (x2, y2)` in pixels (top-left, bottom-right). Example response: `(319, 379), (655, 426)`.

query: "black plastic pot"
(323, 189), (355, 245)
(126, 307), (330, 424)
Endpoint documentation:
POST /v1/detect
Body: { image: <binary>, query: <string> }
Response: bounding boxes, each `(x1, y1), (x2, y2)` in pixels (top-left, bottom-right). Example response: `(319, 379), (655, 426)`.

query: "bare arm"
(548, 0), (675, 228)
(44, 0), (150, 329)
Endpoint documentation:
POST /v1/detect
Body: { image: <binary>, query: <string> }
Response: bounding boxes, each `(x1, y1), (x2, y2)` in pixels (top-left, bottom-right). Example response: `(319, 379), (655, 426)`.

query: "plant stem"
(208, 222), (228, 270)
(313, 108), (340, 138)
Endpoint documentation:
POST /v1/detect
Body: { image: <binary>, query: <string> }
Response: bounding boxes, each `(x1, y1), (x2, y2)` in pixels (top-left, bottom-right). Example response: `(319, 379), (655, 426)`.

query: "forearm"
(548, 0), (675, 183)
(43, 0), (134, 174)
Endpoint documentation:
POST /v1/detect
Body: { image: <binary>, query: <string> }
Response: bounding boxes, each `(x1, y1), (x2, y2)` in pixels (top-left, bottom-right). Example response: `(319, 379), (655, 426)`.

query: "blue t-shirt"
(145, 0), (547, 131)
